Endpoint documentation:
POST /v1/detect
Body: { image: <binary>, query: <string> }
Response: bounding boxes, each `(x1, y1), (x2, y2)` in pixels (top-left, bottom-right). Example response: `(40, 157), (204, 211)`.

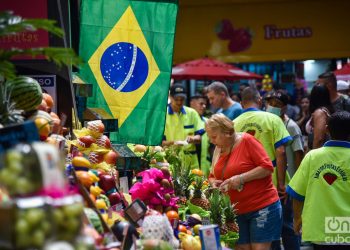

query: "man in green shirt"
(287, 111), (350, 249)
(163, 84), (205, 168)
(234, 87), (292, 194)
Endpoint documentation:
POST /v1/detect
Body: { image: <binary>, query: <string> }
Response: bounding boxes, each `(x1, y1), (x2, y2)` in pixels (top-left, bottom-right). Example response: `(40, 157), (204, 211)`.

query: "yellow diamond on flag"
(88, 6), (160, 127)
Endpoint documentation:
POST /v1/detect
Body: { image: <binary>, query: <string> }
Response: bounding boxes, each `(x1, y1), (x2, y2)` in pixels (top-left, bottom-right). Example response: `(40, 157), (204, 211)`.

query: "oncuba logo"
(100, 42), (148, 92)
(325, 217), (350, 244)
(325, 217), (350, 234)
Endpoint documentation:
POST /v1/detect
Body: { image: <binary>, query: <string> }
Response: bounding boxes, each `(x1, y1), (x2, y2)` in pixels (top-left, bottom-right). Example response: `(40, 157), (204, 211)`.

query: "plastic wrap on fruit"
(49, 194), (84, 242)
(142, 214), (179, 249)
(12, 197), (52, 249)
(0, 144), (43, 196)
(67, 138), (99, 155)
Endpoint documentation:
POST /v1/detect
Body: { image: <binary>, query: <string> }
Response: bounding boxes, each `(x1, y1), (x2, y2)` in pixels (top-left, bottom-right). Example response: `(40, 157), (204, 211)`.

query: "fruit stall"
(0, 74), (240, 249)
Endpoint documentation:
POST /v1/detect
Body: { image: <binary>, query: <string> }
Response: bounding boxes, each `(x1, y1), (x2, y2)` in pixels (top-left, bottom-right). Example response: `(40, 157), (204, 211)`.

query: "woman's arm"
(312, 109), (328, 149)
(219, 166), (271, 192)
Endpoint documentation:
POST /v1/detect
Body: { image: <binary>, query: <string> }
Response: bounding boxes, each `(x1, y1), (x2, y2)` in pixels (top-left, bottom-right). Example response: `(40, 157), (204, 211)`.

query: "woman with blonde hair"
(206, 113), (282, 250)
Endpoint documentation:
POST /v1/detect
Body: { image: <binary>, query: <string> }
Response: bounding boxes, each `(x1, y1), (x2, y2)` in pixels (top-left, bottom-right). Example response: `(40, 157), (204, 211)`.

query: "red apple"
(77, 135), (96, 148)
(88, 152), (104, 164)
(108, 192), (121, 205)
(98, 174), (116, 192)
(96, 135), (111, 148)
(104, 151), (119, 165)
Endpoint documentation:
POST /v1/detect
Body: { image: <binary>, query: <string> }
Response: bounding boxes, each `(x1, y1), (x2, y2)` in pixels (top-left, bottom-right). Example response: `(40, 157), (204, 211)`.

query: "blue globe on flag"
(100, 42), (149, 92)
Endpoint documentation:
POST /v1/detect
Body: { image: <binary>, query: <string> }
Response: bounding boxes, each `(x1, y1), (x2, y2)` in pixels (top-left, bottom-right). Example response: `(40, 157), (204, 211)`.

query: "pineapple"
(208, 189), (225, 232)
(169, 147), (192, 204)
(222, 195), (239, 233)
(0, 83), (24, 126)
(190, 176), (210, 210)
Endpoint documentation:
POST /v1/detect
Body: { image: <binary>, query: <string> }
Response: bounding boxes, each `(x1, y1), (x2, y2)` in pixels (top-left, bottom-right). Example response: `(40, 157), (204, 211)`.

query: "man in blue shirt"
(206, 81), (242, 120)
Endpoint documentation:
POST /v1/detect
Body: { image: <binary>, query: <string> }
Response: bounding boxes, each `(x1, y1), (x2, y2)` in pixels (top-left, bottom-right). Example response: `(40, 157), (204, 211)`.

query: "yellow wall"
(174, 0), (350, 63)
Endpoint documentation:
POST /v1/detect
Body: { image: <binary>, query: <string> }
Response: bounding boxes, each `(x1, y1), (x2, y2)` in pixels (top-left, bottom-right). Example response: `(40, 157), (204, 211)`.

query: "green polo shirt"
(233, 108), (292, 185)
(164, 105), (204, 168)
(287, 141), (350, 243)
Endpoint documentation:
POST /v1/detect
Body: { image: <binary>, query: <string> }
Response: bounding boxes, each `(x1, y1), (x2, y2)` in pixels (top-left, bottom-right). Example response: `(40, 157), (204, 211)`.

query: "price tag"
(119, 176), (129, 194)
(32, 142), (65, 189)
(124, 199), (147, 227)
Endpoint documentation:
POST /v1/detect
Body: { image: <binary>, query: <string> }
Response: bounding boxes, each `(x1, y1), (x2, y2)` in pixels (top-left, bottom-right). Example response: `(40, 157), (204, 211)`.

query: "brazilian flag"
(79, 0), (178, 145)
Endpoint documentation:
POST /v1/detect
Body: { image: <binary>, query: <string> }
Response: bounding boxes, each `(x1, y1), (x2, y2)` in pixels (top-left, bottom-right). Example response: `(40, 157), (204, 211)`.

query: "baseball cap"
(337, 80), (350, 91)
(265, 90), (289, 106)
(170, 83), (187, 98)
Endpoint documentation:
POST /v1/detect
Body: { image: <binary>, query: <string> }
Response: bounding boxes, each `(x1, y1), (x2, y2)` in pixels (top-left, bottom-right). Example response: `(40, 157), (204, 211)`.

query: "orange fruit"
(166, 210), (179, 221)
(191, 169), (204, 176)
(178, 225), (187, 233)
(43, 93), (54, 109)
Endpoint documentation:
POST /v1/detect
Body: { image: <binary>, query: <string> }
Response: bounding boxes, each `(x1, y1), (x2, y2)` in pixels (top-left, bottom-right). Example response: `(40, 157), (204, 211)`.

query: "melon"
(7, 76), (43, 112)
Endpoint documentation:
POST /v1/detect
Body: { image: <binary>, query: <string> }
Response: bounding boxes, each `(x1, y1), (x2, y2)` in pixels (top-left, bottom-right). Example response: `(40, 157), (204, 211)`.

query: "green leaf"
(221, 231), (239, 248)
(188, 202), (210, 218)
(0, 47), (81, 79)
(0, 11), (63, 37)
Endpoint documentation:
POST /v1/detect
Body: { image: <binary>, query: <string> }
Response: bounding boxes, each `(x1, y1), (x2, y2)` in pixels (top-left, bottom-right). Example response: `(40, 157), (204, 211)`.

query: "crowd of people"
(162, 71), (350, 249)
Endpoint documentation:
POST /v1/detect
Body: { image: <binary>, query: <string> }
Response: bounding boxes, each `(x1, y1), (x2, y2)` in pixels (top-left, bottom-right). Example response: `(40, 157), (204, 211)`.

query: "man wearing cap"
(206, 81), (243, 120)
(163, 84), (205, 168)
(190, 95), (211, 176)
(317, 72), (350, 112)
(265, 90), (304, 250)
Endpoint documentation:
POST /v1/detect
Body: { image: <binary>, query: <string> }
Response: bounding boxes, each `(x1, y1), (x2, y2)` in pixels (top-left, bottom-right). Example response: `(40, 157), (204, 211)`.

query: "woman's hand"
(209, 179), (223, 188)
(219, 176), (240, 192)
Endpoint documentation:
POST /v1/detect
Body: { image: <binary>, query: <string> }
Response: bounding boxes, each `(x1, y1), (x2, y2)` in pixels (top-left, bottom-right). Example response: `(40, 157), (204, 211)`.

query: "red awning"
(172, 57), (263, 81)
(334, 63), (350, 81)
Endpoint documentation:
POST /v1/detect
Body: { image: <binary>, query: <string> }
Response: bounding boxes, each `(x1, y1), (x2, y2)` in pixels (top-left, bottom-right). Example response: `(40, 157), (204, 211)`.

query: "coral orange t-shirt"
(209, 133), (279, 214)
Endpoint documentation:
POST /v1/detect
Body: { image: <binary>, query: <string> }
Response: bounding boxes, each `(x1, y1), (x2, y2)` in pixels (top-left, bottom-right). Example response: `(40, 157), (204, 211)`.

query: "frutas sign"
(174, 0), (350, 63)
(263, 25), (312, 40)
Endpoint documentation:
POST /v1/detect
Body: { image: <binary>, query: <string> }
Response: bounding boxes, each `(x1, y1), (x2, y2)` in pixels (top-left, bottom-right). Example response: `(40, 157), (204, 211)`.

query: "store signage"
(174, 1), (350, 63)
(0, 0), (49, 53)
(264, 25), (312, 40)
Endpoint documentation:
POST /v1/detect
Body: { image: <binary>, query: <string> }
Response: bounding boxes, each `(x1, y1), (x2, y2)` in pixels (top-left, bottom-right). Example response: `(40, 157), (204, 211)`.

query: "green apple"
(25, 208), (44, 226)
(63, 203), (84, 217)
(7, 162), (23, 174)
(15, 177), (33, 194)
(15, 218), (30, 234)
(41, 220), (51, 235)
(32, 229), (45, 247)
(52, 208), (64, 222)
(6, 150), (22, 162)
(0, 169), (16, 186)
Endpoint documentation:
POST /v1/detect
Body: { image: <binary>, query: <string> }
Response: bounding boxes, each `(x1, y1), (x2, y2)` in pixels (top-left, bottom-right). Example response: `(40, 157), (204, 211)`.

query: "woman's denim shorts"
(236, 200), (282, 244)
